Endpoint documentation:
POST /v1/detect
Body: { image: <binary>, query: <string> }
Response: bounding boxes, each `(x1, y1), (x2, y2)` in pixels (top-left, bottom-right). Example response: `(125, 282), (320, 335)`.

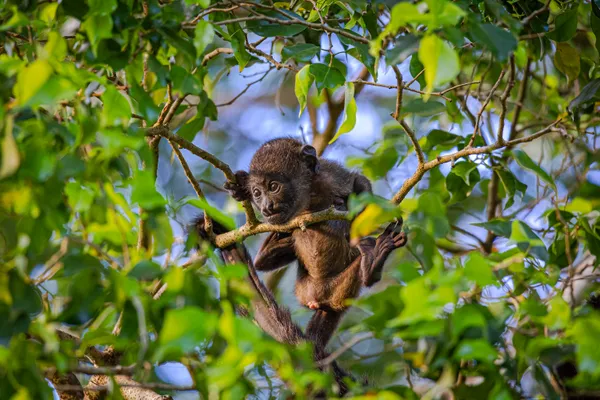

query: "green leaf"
(454, 339), (498, 364)
(88, 0), (117, 15)
(468, 23), (517, 62)
(0, 116), (19, 179)
(464, 252), (497, 287)
(187, 198), (235, 231)
(546, 10), (578, 42)
(451, 161), (479, 186)
(227, 22), (252, 71)
(409, 54), (426, 90)
(510, 220), (548, 260)
(349, 193), (402, 241)
(155, 307), (217, 361)
(568, 315), (600, 376)
(246, 10), (307, 37)
(83, 14), (114, 54)
(495, 168), (526, 209)
(128, 79), (160, 122)
(472, 219), (512, 238)
(446, 161), (480, 202)
(418, 35), (459, 98)
(65, 182), (96, 212)
(401, 98), (445, 118)
(513, 149), (556, 191)
(196, 91), (217, 121)
(177, 117), (205, 141)
(329, 82), (357, 144)
(128, 260), (163, 281)
(193, 20), (215, 56)
(14, 60), (53, 106)
(295, 65), (314, 117)
(592, 12), (600, 56)
(281, 43), (320, 63)
(130, 170), (166, 210)
(386, 35), (420, 66)
(101, 86), (131, 126)
(542, 296), (571, 330)
(568, 78), (600, 113)
(421, 129), (461, 152)
(170, 65), (203, 95)
(308, 63), (345, 93)
(158, 28), (197, 64)
(554, 42), (580, 82)
(185, 0), (210, 7)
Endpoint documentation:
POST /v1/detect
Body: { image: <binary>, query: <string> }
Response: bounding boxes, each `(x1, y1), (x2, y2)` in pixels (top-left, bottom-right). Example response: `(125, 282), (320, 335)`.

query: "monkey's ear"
(353, 175), (372, 194)
(301, 145), (320, 173)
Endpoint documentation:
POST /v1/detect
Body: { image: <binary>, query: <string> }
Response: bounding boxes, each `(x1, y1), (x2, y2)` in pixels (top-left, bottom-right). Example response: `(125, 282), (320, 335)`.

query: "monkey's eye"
(268, 182), (280, 192)
(252, 188), (261, 198)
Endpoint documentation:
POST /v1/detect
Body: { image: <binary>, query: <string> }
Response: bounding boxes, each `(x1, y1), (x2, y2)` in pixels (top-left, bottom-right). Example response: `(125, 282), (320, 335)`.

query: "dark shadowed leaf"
(308, 63), (345, 93)
(281, 43), (320, 63)
(546, 10), (578, 42)
(468, 22), (517, 61)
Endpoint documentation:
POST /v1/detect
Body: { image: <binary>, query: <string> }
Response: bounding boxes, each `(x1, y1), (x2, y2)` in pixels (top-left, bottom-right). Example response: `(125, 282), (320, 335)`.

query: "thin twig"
(390, 65), (425, 165)
(147, 126), (258, 225)
(467, 68), (507, 147)
(317, 332), (373, 366)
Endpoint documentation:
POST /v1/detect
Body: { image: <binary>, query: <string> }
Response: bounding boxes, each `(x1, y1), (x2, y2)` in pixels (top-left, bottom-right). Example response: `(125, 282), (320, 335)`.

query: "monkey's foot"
(306, 301), (320, 310)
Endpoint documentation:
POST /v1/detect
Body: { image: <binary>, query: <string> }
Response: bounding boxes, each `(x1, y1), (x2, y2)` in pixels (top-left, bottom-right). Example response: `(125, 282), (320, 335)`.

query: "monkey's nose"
(263, 203), (278, 216)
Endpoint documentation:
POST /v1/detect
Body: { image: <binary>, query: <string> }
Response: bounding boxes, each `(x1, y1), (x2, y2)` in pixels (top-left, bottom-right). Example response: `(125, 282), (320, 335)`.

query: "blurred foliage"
(0, 0), (600, 399)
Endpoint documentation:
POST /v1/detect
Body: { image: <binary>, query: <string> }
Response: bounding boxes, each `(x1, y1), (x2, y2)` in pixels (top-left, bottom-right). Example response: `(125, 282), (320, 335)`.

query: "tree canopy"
(1, 0), (600, 398)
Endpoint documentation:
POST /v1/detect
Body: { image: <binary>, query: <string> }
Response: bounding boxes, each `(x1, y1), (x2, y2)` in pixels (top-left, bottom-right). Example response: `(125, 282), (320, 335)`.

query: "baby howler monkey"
(224, 138), (407, 348)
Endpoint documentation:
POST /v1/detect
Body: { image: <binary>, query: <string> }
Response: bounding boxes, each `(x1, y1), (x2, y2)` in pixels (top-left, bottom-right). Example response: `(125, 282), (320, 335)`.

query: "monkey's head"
(248, 138), (319, 224)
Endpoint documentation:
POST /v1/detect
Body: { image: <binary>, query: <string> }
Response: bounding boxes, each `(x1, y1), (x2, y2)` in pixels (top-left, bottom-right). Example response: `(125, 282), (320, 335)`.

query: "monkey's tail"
(191, 214), (351, 396)
(191, 214), (275, 308)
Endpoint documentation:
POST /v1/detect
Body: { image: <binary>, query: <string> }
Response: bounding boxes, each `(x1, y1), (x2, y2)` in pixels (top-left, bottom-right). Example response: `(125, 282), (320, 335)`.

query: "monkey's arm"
(223, 170), (251, 201)
(254, 232), (297, 271)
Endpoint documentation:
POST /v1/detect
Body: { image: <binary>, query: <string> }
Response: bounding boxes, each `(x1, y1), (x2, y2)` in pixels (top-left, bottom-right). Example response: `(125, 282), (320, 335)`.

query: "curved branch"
(392, 119), (561, 204)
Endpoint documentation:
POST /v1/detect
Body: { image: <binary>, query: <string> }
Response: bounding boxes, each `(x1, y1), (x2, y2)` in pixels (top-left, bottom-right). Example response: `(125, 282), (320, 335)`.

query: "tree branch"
(146, 126), (259, 226)
(390, 65), (425, 165)
(392, 120), (561, 204)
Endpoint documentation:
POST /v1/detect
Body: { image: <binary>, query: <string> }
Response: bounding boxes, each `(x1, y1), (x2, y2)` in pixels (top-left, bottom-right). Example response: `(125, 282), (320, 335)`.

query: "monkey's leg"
(254, 232), (297, 271)
(360, 222), (407, 287)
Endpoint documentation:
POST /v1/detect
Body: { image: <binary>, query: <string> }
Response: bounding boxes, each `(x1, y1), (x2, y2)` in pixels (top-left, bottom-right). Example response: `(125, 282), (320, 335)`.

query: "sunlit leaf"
(295, 65), (314, 117)
(418, 35), (459, 98)
(329, 82), (357, 144)
(194, 20), (215, 56)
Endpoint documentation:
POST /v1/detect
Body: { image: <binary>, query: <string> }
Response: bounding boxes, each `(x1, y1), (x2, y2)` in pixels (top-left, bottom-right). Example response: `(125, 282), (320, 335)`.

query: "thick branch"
(214, 207), (347, 248)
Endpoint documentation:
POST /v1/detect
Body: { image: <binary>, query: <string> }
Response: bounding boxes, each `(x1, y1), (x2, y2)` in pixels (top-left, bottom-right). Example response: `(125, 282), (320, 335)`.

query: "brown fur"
(225, 138), (406, 348)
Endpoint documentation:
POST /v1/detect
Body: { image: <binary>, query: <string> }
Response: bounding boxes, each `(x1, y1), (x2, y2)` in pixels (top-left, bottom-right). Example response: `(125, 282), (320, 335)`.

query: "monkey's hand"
(374, 219), (407, 257)
(223, 170), (251, 202)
